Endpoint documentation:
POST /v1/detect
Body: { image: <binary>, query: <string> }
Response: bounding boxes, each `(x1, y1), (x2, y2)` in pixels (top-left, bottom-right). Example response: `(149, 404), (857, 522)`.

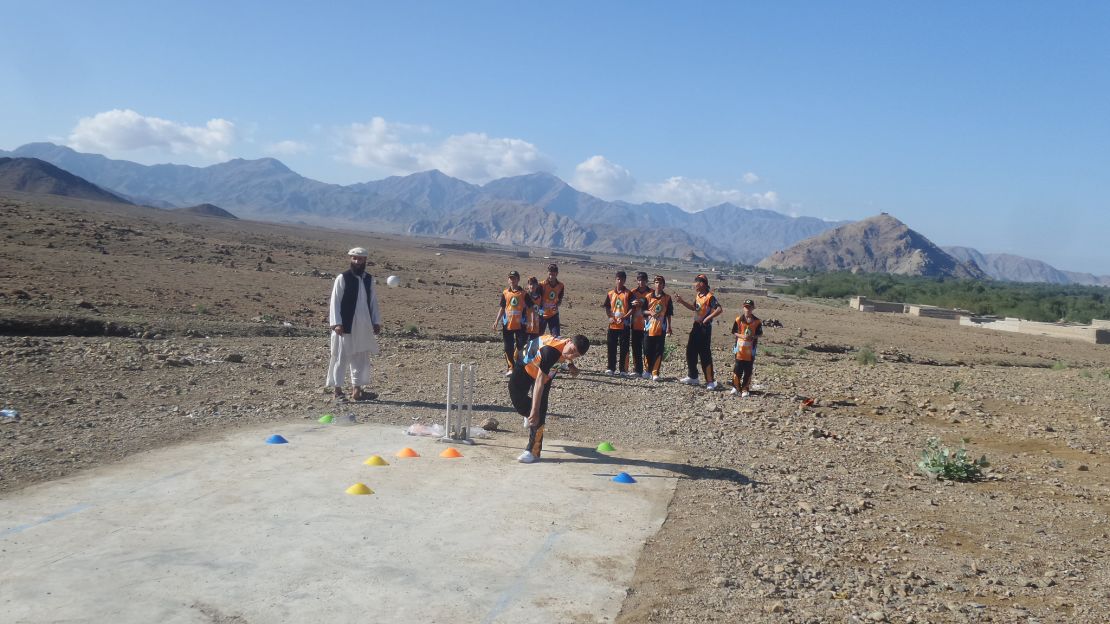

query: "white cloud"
(572, 155), (637, 198)
(339, 116), (553, 183)
(68, 109), (236, 160)
(742, 171), (760, 185)
(265, 140), (309, 156)
(638, 176), (780, 212)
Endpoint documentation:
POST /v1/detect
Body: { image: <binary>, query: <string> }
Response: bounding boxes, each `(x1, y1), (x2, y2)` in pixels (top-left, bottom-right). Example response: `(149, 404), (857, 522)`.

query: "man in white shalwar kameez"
(327, 247), (382, 401)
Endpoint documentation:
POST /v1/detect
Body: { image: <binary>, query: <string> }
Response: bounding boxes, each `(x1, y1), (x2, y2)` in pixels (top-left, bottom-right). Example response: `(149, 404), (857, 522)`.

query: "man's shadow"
(541, 444), (758, 486)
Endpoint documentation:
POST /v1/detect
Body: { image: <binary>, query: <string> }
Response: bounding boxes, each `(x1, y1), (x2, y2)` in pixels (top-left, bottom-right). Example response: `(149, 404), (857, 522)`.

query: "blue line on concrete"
(0, 503), (94, 540)
(1, 468), (192, 541)
(482, 526), (564, 624)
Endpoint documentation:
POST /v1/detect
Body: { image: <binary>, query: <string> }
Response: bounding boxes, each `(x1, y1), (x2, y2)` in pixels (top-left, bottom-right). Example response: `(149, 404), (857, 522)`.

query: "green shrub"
(950, 380), (963, 393)
(1080, 370), (1093, 379)
(1051, 361), (1069, 371)
(917, 437), (989, 482)
(401, 323), (421, 337)
(855, 346), (877, 365)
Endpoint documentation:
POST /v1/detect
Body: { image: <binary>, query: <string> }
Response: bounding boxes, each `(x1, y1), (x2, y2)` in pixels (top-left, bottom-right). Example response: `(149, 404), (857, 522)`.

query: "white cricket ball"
(386, 275), (400, 288)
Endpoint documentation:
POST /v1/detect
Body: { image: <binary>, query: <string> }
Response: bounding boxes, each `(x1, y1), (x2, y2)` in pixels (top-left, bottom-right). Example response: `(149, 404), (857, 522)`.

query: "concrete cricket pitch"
(0, 422), (680, 623)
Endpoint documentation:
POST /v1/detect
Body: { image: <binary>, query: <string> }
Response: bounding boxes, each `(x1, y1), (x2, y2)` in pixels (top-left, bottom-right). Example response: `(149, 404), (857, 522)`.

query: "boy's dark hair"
(572, 334), (590, 355)
(615, 270), (627, 280)
(636, 271), (648, 280)
(547, 263), (559, 273)
(527, 276), (539, 286)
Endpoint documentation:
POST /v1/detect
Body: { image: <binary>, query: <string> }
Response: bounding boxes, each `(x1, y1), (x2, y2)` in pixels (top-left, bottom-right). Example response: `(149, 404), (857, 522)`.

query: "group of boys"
(493, 265), (767, 464)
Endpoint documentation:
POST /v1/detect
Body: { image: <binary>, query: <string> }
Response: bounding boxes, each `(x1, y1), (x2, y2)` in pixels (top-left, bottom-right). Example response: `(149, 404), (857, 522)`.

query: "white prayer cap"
(348, 247), (368, 257)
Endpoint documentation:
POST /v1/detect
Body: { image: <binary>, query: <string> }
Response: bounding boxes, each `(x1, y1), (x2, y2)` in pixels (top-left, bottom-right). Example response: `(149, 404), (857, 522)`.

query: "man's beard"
(350, 262), (365, 275)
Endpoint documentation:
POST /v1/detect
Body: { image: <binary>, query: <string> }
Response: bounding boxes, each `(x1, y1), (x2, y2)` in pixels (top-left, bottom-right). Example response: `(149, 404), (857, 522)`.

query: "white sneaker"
(623, 371), (636, 378)
(678, 376), (699, 385)
(504, 369), (513, 377)
(605, 369), (614, 376)
(741, 391), (750, 398)
(641, 372), (651, 379)
(517, 451), (536, 464)
(730, 387), (739, 395)
(652, 375), (661, 382)
(705, 381), (718, 391)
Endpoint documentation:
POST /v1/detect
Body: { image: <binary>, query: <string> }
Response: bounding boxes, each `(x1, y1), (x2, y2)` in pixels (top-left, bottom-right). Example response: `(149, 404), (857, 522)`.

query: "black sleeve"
(537, 346), (561, 376)
(708, 296), (721, 311)
(667, 300), (674, 316)
(602, 293), (611, 312)
(755, 322), (764, 337)
(523, 293), (533, 308)
(499, 293), (506, 308)
(731, 320), (739, 334)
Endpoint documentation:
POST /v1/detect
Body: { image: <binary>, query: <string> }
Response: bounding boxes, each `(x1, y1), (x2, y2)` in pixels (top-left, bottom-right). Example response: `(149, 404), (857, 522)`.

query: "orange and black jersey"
(602, 287), (633, 330)
(644, 292), (674, 337)
(693, 290), (721, 326)
(498, 287), (532, 331)
(520, 335), (572, 381)
(630, 286), (652, 331)
(731, 314), (763, 361)
(541, 280), (564, 318)
(524, 288), (543, 334)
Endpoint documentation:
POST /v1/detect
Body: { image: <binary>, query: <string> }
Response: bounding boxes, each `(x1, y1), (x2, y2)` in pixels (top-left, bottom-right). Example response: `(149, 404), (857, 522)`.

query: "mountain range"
(2, 143), (1107, 286)
(942, 246), (1110, 287)
(0, 143), (845, 263)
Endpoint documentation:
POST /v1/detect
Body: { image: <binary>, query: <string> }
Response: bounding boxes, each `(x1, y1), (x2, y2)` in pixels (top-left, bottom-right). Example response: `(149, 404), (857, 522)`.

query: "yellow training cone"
(396, 447), (419, 458)
(439, 447), (463, 458)
(345, 483), (374, 495)
(364, 455), (389, 466)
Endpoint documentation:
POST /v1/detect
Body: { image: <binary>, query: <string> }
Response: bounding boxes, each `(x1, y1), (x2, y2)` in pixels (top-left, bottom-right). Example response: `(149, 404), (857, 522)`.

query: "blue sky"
(3, 1), (1109, 273)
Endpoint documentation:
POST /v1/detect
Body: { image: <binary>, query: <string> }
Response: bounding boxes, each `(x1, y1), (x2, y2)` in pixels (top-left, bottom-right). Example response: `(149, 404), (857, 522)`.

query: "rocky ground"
(2, 192), (1109, 623)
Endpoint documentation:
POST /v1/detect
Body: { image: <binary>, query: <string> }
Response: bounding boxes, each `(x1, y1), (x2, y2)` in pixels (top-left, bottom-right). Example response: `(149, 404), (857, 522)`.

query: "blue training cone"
(612, 472), (636, 484)
(265, 434), (289, 444)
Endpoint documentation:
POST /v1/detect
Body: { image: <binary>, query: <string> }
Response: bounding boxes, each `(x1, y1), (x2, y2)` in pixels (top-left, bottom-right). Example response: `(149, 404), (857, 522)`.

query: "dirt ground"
(2, 192), (1109, 623)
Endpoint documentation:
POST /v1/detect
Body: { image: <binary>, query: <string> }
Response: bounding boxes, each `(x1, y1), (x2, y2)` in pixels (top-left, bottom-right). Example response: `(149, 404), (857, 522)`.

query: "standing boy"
(524, 276), (544, 340)
(510, 334), (590, 463)
(643, 275), (674, 381)
(540, 263), (564, 336)
(674, 274), (723, 390)
(493, 270), (532, 375)
(602, 270), (633, 376)
(629, 271), (652, 378)
(730, 299), (763, 397)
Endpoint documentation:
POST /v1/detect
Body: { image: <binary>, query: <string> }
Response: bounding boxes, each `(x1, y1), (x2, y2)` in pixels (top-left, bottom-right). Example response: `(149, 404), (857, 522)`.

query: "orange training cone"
(439, 447), (463, 458)
(396, 447), (419, 458)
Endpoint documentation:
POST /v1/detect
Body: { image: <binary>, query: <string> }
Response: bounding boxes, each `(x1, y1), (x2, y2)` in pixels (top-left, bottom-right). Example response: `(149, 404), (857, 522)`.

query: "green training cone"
(318, 414), (335, 424)
(596, 442), (616, 452)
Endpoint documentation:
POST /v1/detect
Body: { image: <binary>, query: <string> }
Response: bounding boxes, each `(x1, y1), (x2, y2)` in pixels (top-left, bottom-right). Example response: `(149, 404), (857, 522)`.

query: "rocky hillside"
(758, 213), (986, 279)
(0, 157), (129, 204)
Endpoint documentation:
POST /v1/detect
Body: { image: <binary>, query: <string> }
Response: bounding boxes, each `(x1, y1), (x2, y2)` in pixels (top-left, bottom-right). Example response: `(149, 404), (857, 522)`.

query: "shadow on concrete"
(542, 445), (758, 486)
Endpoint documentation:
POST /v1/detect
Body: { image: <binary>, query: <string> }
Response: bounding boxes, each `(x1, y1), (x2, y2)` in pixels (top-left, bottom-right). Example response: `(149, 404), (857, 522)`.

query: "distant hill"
(0, 157), (130, 204)
(944, 246), (1110, 287)
(758, 214), (986, 279)
(175, 203), (238, 219)
(0, 143), (846, 263)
